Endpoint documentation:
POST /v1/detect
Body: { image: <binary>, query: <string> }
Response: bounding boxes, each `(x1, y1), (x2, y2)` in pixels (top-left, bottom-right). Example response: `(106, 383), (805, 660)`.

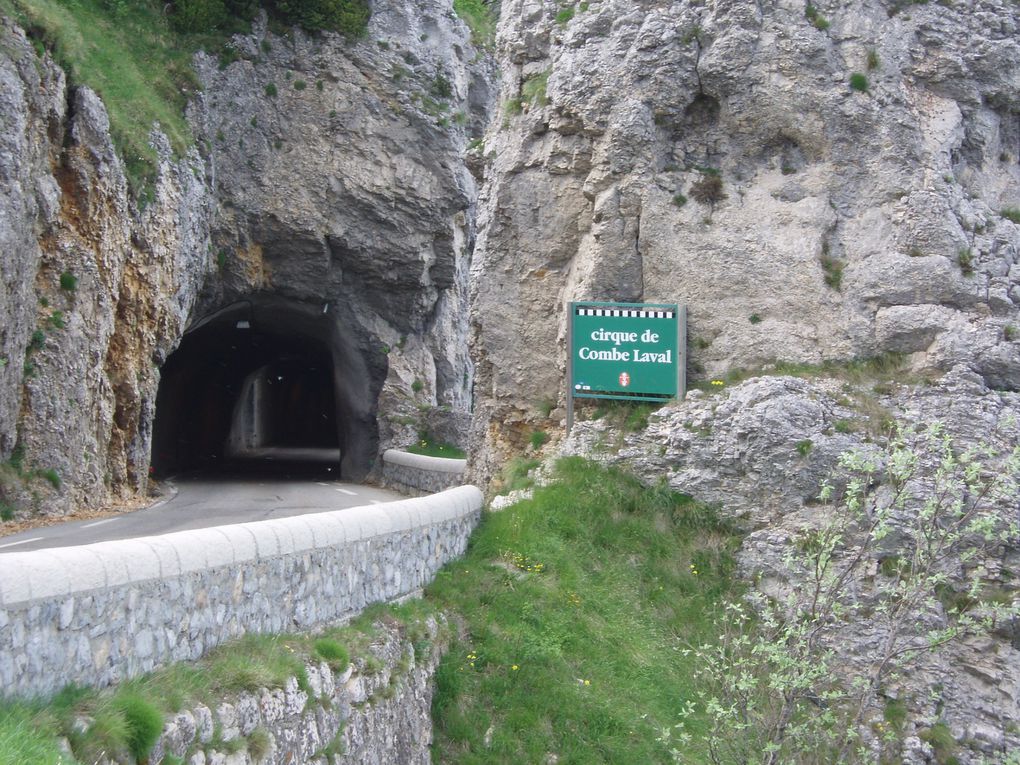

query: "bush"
(170, 0), (228, 33)
(452, 0), (495, 46)
(849, 72), (869, 92)
(112, 693), (163, 761)
(689, 173), (726, 206)
(530, 430), (549, 449)
(1002, 208), (1020, 224)
(265, 82), (278, 97)
(270, 0), (370, 36)
(59, 271), (77, 291)
(313, 639), (350, 669)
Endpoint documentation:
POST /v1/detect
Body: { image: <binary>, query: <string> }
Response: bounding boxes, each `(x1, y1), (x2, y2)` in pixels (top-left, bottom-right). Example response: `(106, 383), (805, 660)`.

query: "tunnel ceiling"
(151, 294), (380, 480)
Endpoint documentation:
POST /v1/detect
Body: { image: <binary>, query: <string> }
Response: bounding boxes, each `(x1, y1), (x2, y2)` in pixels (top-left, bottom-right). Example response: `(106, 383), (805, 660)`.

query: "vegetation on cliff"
(0, 0), (369, 193)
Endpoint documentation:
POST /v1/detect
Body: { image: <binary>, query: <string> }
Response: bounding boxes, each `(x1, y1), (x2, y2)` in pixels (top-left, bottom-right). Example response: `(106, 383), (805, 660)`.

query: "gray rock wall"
(148, 616), (446, 765)
(0, 486), (482, 698)
(468, 0), (1020, 481)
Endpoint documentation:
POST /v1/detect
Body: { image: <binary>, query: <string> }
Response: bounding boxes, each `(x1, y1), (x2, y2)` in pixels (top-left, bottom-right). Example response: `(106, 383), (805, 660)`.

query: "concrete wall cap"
(383, 449), (467, 473)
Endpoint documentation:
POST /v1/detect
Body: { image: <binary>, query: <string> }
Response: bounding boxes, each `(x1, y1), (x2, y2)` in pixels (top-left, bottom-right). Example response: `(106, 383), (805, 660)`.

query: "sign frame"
(566, 301), (686, 433)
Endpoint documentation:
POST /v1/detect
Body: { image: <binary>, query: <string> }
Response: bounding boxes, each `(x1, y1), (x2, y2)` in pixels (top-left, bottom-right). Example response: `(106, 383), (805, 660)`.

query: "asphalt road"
(0, 477), (405, 553)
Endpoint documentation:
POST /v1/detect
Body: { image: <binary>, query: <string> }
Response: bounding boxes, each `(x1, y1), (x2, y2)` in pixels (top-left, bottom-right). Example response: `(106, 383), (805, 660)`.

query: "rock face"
(468, 0), (1020, 480)
(0, 2), (490, 515)
(0, 17), (213, 514)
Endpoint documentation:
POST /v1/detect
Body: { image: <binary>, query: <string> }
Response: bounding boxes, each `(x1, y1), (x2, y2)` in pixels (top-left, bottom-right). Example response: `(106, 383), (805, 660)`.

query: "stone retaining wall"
(0, 486), (482, 697)
(381, 449), (468, 495)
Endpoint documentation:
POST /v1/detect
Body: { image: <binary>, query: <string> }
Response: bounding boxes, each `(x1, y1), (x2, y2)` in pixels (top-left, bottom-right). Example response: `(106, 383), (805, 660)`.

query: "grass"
(521, 69), (550, 107)
(453, 0), (496, 47)
(1002, 208), (1020, 224)
(0, 0), (236, 194)
(529, 430), (549, 450)
(406, 439), (467, 459)
(427, 458), (742, 763)
(820, 254), (843, 290)
(849, 72), (869, 92)
(0, 704), (70, 765)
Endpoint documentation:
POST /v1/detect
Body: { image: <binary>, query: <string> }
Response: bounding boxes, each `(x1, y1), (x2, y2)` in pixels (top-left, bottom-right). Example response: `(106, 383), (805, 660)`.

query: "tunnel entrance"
(151, 295), (378, 480)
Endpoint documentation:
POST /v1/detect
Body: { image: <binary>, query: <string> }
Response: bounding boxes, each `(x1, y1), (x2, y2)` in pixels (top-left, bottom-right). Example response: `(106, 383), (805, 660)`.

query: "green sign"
(568, 301), (685, 402)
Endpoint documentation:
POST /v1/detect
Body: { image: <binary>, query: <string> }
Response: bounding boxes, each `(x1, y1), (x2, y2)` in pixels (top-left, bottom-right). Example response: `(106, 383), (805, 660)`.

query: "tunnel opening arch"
(151, 293), (381, 481)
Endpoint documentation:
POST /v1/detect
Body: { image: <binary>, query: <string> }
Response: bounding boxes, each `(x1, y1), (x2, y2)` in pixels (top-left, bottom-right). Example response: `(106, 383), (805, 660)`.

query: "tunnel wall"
(0, 486), (483, 697)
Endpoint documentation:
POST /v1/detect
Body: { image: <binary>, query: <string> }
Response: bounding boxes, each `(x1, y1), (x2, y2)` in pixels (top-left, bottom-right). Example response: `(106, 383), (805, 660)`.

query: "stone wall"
(148, 615), (447, 765)
(381, 449), (468, 495)
(0, 486), (482, 698)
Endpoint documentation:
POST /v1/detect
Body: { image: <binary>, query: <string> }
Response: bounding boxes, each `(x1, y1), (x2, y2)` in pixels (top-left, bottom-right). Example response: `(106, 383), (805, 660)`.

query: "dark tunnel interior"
(151, 296), (378, 480)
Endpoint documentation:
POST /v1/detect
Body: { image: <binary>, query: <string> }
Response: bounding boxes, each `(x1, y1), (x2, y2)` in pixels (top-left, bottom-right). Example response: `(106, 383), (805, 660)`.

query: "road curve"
(0, 477), (405, 553)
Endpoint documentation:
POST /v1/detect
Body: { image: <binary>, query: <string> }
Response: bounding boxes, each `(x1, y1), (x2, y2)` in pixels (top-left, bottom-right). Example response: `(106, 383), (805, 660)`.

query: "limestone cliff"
(468, 0), (1020, 477)
(0, 2), (488, 515)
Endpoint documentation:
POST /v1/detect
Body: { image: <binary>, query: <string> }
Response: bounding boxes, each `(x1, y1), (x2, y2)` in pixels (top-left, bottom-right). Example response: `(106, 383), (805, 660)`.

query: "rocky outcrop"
(0, 1), (493, 516)
(0, 17), (213, 515)
(468, 0), (1020, 481)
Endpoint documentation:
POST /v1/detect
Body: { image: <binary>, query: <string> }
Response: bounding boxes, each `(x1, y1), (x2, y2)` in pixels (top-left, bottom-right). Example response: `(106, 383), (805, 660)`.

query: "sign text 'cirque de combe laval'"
(568, 301), (687, 403)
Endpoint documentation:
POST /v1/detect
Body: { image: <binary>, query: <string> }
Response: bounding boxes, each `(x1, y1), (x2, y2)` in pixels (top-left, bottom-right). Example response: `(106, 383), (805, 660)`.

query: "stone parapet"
(0, 486), (482, 697)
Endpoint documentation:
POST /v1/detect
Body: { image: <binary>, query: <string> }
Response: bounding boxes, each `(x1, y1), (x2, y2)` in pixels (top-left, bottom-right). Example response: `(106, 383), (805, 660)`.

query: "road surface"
(0, 476), (404, 553)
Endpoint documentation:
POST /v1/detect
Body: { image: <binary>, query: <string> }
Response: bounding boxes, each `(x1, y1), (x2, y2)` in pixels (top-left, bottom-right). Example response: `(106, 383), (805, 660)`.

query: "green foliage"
(820, 253), (843, 290)
(521, 70), (549, 107)
(957, 247), (974, 275)
(248, 727), (271, 760)
(554, 5), (575, 24)
(529, 429), (549, 450)
(406, 438), (466, 459)
(265, 82), (278, 97)
(411, 379), (424, 393)
(499, 457), (541, 493)
(113, 693), (163, 761)
(431, 72), (453, 99)
(0, 502), (14, 522)
(1005, 324), (1018, 342)
(866, 48), (880, 70)
(170, 0), (228, 32)
(919, 722), (959, 764)
(429, 458), (740, 764)
(27, 329), (46, 353)
(38, 468), (61, 490)
(313, 638), (350, 669)
(795, 438), (813, 456)
(452, 0), (495, 47)
(0, 704), (68, 765)
(59, 271), (77, 291)
(748, 313), (762, 324)
(46, 311), (65, 330)
(271, 0), (370, 35)
(849, 72), (869, 92)
(1001, 207), (1020, 224)
(673, 193), (687, 207)
(669, 424), (1020, 763)
(804, 2), (830, 29)
(293, 79), (306, 90)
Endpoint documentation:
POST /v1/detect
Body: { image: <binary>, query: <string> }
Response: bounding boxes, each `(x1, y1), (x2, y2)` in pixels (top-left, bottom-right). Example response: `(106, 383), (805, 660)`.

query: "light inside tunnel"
(151, 295), (379, 480)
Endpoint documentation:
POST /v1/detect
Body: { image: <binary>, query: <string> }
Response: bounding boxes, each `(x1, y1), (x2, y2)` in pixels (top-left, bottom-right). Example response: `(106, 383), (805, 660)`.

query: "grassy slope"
(427, 458), (741, 764)
(0, 0), (243, 190)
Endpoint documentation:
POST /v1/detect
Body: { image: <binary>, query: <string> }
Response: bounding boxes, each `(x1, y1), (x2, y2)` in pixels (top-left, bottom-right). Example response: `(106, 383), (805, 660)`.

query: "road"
(0, 477), (404, 553)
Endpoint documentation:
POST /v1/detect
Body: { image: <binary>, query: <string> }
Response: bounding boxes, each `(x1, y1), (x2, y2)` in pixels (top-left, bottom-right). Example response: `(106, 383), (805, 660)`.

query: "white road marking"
(0, 537), (43, 549)
(335, 488), (358, 496)
(82, 518), (119, 529)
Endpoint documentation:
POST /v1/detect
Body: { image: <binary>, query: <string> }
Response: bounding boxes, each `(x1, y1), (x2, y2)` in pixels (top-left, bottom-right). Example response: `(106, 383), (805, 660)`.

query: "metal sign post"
(566, 301), (686, 434)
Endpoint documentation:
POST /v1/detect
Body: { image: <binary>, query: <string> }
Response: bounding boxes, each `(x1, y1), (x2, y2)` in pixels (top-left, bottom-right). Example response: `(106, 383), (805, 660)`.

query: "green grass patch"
(1002, 207), (1020, 224)
(849, 72), (869, 92)
(427, 458), (742, 763)
(521, 69), (549, 107)
(0, 704), (69, 765)
(406, 439), (467, 459)
(453, 0), (496, 47)
(0, 0), (232, 194)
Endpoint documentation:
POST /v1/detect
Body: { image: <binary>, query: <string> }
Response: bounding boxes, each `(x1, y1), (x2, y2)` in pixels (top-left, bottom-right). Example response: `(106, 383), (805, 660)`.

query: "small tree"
(666, 422), (1020, 764)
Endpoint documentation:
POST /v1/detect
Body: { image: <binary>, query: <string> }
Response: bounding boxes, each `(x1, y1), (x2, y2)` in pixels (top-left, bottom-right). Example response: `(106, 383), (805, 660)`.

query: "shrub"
(1002, 208), (1020, 224)
(530, 430), (549, 449)
(38, 469), (61, 490)
(1005, 324), (1018, 342)
(313, 638), (350, 669)
(248, 727), (271, 761)
(957, 247), (974, 275)
(748, 313), (762, 324)
(170, 0), (228, 32)
(59, 271), (77, 291)
(804, 3), (830, 29)
(795, 439), (813, 456)
(521, 70), (550, 107)
(411, 379), (424, 393)
(265, 82), (278, 97)
(689, 173), (726, 206)
(453, 0), (495, 46)
(431, 73), (453, 99)
(293, 79), (307, 90)
(555, 6), (575, 24)
(866, 49), (880, 70)
(849, 72), (869, 92)
(46, 311), (65, 330)
(820, 254), (843, 290)
(113, 693), (163, 761)
(27, 330), (45, 353)
(672, 193), (687, 207)
(271, 0), (371, 36)
(0, 502), (14, 522)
